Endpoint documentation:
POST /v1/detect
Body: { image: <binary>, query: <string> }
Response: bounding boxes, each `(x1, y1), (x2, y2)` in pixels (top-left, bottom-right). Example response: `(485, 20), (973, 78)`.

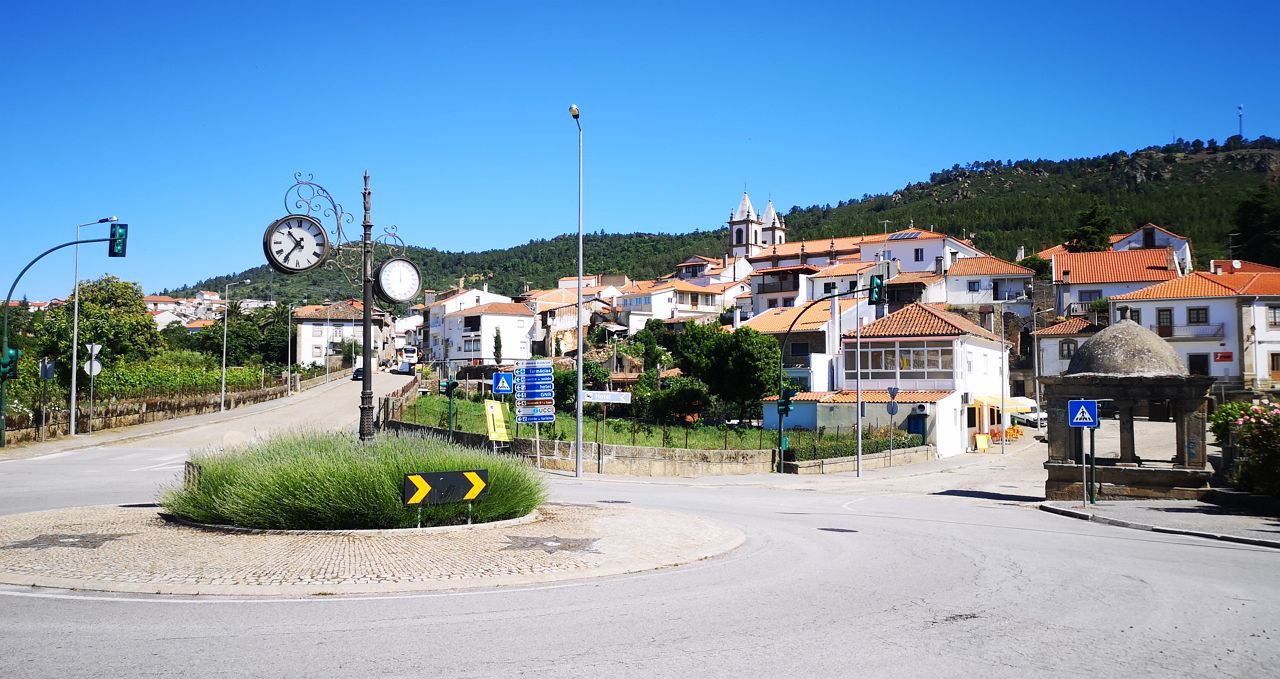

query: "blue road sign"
(514, 375), (553, 384)
(515, 389), (554, 399)
(516, 414), (556, 424)
(887, 386), (899, 399)
(492, 373), (514, 394)
(886, 401), (899, 416)
(516, 366), (553, 376)
(1068, 400), (1098, 428)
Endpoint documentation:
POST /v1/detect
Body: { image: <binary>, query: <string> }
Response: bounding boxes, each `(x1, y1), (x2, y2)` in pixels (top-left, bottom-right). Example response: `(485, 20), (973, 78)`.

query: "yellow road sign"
(402, 470), (489, 506)
(484, 399), (511, 442)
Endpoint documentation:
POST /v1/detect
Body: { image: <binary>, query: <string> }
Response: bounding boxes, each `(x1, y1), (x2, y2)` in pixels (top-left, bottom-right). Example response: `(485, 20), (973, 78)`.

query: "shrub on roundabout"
(161, 431), (546, 530)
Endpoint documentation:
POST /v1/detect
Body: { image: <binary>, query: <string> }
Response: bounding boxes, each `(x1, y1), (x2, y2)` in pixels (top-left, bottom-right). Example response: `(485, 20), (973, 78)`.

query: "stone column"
(1118, 401), (1137, 465)
(1173, 399), (1187, 467)
(1184, 399), (1207, 469)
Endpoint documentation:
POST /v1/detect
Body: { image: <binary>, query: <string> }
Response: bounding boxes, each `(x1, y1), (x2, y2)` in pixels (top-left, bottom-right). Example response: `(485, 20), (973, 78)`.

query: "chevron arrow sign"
(402, 470), (489, 506)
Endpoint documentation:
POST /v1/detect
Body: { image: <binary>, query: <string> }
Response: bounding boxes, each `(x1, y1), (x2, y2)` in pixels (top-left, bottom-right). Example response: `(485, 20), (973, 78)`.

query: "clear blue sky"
(2, 1), (1276, 301)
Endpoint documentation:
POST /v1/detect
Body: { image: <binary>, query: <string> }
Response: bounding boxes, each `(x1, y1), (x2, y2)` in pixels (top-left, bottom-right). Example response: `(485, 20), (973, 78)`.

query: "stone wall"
(383, 420), (774, 476)
(783, 445), (934, 474)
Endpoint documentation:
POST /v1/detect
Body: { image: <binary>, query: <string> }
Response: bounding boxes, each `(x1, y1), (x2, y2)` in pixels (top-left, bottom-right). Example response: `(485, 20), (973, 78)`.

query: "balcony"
(1151, 323), (1224, 340)
(756, 280), (800, 294)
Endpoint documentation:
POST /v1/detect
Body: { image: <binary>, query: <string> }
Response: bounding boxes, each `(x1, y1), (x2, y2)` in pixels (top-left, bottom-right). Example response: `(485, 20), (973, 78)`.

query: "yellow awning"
(971, 395), (1032, 412)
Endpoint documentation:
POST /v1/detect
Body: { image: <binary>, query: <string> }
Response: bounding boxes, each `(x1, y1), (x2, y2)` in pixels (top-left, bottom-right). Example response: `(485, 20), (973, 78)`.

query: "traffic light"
(108, 223), (128, 258)
(0, 346), (21, 379)
(776, 387), (797, 416)
(443, 379), (459, 397)
(868, 274), (884, 304)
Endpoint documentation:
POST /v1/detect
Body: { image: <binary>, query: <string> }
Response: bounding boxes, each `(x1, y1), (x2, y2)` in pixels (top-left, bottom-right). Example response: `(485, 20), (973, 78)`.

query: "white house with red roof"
(442, 302), (537, 365)
(1107, 272), (1244, 381)
(1032, 316), (1104, 377)
(943, 256), (1035, 316)
(1037, 223), (1193, 273)
(1052, 248), (1183, 317)
(616, 279), (727, 334)
(1230, 271), (1280, 390)
(424, 286), (512, 362)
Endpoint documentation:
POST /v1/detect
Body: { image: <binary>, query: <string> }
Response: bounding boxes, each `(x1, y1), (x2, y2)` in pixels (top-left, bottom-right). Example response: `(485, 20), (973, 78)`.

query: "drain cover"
(2, 533), (132, 550)
(502, 535), (601, 554)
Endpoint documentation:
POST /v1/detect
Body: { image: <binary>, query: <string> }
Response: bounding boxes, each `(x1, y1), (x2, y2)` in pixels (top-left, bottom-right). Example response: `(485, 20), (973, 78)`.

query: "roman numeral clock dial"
(263, 214), (330, 274)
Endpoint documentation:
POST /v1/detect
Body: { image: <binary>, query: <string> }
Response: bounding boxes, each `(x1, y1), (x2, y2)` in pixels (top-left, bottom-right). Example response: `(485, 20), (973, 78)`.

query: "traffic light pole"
(1, 236), (113, 447)
(774, 277), (883, 474)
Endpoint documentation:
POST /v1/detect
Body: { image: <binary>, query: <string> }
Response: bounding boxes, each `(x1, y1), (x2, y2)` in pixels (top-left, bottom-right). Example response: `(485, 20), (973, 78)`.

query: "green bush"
(1226, 399), (1280, 497)
(1209, 401), (1249, 443)
(791, 432), (924, 461)
(161, 431), (546, 529)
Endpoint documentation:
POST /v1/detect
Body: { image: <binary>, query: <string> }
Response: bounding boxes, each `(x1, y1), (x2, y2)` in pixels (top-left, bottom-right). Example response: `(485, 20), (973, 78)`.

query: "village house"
(1051, 248), (1183, 317)
(441, 302), (537, 365)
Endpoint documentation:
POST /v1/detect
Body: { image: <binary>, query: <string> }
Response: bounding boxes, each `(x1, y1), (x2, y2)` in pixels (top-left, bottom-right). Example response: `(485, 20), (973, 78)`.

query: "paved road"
(0, 395), (1276, 678)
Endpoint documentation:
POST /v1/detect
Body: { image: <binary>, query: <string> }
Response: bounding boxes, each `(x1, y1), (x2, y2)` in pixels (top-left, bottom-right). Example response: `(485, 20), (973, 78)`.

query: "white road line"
(128, 461), (188, 473)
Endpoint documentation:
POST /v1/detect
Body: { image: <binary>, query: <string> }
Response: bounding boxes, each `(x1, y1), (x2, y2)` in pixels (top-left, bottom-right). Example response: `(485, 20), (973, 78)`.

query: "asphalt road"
(0, 388), (1276, 678)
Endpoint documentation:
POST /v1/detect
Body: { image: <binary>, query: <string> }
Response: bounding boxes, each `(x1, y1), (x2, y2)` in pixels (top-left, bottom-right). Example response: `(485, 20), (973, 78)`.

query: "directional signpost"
(1068, 399), (1099, 506)
(515, 360), (555, 424)
(887, 386), (899, 466)
(84, 343), (102, 435)
(403, 470), (489, 526)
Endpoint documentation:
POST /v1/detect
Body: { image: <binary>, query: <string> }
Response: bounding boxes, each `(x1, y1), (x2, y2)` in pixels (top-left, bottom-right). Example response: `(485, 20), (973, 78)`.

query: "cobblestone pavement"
(0, 502), (743, 596)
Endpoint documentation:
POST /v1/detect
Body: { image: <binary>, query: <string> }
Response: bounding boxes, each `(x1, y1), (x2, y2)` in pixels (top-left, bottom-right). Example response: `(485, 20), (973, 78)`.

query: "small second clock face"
(376, 258), (422, 303)
(263, 214), (329, 274)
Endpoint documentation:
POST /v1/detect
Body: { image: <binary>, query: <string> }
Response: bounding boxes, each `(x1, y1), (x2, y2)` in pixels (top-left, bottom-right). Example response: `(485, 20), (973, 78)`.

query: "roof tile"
(851, 302), (1001, 342)
(1053, 248), (1178, 285)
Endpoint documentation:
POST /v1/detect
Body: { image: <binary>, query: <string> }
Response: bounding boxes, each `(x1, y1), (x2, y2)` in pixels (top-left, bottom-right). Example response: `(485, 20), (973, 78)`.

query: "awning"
(1009, 396), (1039, 411)
(971, 394), (1033, 412)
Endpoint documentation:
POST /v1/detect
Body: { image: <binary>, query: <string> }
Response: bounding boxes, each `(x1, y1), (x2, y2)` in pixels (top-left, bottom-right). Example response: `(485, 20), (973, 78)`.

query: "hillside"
(167, 138), (1279, 304)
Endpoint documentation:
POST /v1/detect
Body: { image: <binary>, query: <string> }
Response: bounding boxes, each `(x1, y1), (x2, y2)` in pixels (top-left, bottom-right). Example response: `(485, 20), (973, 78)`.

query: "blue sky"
(2, 1), (1276, 300)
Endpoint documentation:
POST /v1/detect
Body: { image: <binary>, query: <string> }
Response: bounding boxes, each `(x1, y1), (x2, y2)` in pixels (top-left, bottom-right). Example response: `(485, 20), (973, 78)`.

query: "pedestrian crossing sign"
(1068, 400), (1098, 428)
(492, 372), (514, 395)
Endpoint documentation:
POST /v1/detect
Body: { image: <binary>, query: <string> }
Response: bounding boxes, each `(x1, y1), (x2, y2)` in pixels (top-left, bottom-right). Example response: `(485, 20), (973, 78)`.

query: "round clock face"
(263, 214), (329, 274)
(375, 258), (422, 303)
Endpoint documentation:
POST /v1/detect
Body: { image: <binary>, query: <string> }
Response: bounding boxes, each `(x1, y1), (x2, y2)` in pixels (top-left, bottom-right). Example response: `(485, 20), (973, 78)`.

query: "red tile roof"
(746, 228), (949, 263)
(810, 260), (877, 278)
(750, 263), (824, 276)
(1225, 272), (1280, 296)
(946, 256), (1033, 277)
(1032, 317), (1103, 337)
(1209, 259), (1280, 274)
(446, 302), (534, 318)
(1052, 248), (1178, 285)
(886, 271), (944, 287)
(741, 299), (857, 334)
(851, 302), (1002, 342)
(1109, 272), (1242, 301)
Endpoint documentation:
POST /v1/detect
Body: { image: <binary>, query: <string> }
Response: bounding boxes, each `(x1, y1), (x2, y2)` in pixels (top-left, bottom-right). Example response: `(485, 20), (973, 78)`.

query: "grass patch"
(160, 431), (545, 530)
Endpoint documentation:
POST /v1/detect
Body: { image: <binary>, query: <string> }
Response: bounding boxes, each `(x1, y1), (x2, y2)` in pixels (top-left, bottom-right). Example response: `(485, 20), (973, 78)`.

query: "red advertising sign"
(1213, 351), (1233, 362)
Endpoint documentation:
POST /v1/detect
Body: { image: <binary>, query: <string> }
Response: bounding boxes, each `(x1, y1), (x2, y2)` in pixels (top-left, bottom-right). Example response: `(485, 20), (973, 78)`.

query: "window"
(1157, 308), (1173, 327)
(914, 248), (924, 262)
(312, 325), (323, 337)
(883, 250), (893, 262)
(1268, 306), (1280, 328)
(1187, 307), (1209, 325)
(1129, 308), (1141, 324)
(1078, 290), (1103, 303)
(967, 281), (980, 293)
(844, 341), (954, 381)
(783, 298), (795, 307)
(1060, 339), (1077, 359)
(463, 316), (481, 332)
(768, 298), (779, 309)
(847, 280), (856, 291)
(1271, 353), (1280, 374)
(735, 229), (744, 245)
(312, 347), (323, 358)
(790, 342), (810, 357)
(823, 282), (836, 294)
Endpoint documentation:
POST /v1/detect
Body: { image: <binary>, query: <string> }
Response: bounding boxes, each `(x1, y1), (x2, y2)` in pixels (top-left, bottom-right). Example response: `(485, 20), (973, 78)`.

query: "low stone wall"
(5, 368), (358, 447)
(784, 445), (934, 474)
(1044, 462), (1213, 501)
(384, 420), (774, 476)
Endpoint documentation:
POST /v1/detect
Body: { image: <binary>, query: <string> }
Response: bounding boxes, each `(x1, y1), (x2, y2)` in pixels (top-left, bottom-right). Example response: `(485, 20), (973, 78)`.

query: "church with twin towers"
(727, 192), (787, 258)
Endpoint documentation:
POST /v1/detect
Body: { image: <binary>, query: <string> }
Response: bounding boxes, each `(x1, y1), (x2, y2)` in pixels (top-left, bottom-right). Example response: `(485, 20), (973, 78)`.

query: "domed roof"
(1065, 319), (1186, 377)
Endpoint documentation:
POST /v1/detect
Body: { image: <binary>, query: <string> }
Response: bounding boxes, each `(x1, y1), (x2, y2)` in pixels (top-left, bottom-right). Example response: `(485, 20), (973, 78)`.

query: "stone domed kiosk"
(1041, 320), (1215, 500)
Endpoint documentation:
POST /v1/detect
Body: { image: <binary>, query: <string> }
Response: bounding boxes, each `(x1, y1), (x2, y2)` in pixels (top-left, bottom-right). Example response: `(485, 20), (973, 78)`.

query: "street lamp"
(69, 216), (117, 435)
(569, 103), (584, 478)
(220, 279), (250, 411)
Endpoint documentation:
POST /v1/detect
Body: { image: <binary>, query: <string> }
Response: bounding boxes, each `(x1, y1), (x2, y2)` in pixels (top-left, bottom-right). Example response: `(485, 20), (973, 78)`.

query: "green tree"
(494, 328), (503, 364)
(673, 320), (724, 379)
(1017, 254), (1051, 279)
(193, 319), (264, 367)
(35, 276), (163, 384)
(649, 376), (711, 423)
(623, 319), (673, 371)
(1064, 202), (1117, 252)
(706, 328), (780, 418)
(1235, 184), (1280, 266)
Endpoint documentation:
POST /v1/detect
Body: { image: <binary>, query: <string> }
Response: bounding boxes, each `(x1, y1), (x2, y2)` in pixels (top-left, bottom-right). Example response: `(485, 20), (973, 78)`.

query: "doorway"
(1188, 354), (1210, 376)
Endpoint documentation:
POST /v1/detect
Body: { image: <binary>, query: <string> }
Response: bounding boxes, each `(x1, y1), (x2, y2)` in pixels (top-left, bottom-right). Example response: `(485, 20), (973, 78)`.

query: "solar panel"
(887, 231), (921, 241)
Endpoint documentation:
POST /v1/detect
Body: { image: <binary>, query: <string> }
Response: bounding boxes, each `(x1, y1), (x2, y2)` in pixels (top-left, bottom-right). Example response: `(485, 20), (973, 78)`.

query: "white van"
(1009, 397), (1046, 428)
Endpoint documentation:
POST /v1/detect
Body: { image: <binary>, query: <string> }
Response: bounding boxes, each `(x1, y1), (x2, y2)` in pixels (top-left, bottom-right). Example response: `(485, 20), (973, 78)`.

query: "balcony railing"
(1151, 323), (1224, 339)
(756, 280), (800, 294)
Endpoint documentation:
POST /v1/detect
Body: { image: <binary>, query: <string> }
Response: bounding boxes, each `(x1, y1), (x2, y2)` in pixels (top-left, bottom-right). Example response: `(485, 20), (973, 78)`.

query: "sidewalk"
(1041, 499), (1280, 549)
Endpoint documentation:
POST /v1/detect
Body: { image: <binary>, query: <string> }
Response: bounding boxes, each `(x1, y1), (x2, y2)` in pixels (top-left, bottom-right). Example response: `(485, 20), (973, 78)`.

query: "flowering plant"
(1229, 398), (1280, 497)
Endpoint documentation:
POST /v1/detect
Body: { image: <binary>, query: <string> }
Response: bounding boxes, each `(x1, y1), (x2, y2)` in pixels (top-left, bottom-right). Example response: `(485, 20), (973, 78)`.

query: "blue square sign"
(1068, 400), (1098, 428)
(492, 372), (514, 395)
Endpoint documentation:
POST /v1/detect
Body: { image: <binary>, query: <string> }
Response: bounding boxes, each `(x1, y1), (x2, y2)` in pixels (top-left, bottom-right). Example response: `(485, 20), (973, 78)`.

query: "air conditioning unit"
(913, 403), (928, 415)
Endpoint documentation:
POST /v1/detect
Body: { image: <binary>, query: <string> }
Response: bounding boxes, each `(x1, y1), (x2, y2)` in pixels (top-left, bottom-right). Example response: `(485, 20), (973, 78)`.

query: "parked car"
(351, 367), (364, 381)
(1008, 397), (1046, 428)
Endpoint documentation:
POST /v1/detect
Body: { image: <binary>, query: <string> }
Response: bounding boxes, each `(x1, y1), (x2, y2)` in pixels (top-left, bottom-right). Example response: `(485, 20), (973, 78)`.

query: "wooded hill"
(167, 137), (1280, 305)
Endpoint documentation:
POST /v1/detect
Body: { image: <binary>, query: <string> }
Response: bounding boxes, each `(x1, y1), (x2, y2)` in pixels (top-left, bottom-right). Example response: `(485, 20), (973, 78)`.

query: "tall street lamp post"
(569, 103), (584, 478)
(220, 279), (250, 411)
(69, 216), (117, 435)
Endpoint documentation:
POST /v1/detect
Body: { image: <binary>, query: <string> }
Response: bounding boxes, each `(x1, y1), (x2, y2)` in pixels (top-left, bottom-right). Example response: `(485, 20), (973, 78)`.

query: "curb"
(1038, 503), (1280, 550)
(159, 509), (542, 535)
